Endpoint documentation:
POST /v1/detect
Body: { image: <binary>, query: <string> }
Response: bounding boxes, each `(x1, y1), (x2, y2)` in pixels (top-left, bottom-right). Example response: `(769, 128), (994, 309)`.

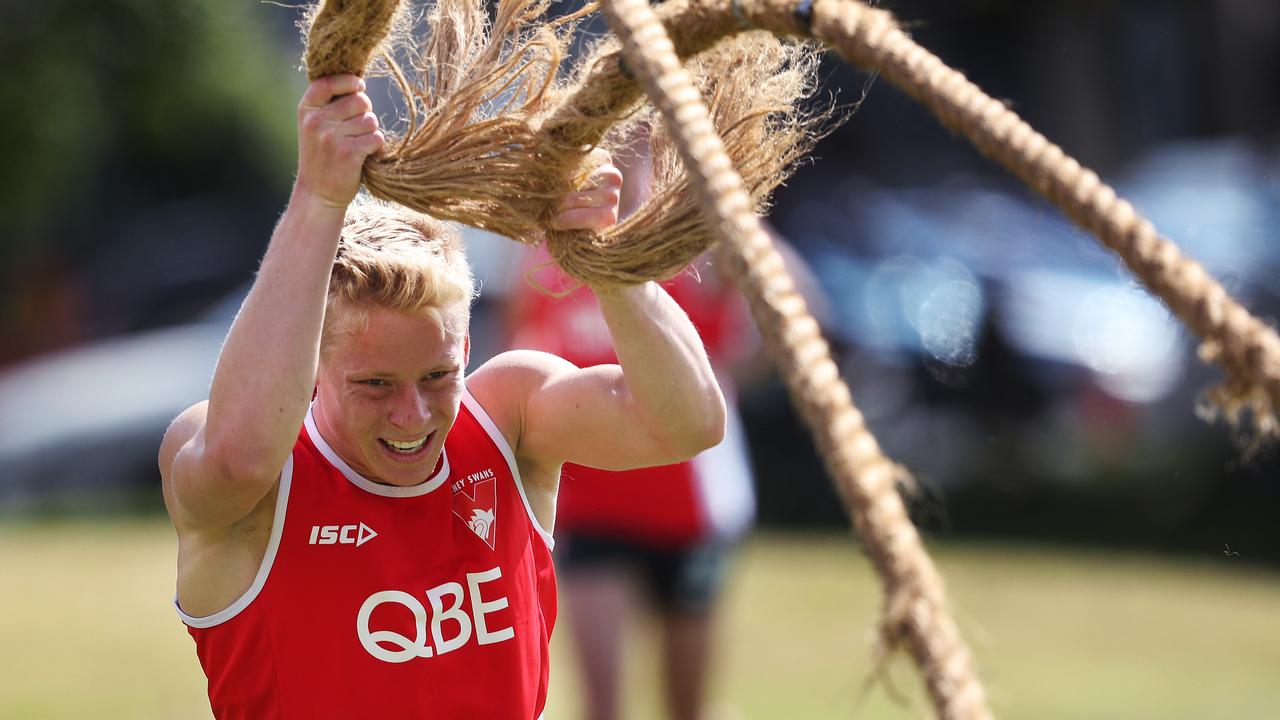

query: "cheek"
(432, 385), (464, 421)
(334, 390), (387, 427)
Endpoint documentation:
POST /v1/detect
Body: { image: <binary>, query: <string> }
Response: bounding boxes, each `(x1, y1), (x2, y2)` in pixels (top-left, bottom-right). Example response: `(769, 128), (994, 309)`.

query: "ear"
(463, 334), (471, 368)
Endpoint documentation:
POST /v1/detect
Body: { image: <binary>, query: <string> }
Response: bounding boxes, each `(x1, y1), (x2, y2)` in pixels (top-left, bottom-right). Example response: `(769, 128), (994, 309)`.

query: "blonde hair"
(322, 199), (475, 350)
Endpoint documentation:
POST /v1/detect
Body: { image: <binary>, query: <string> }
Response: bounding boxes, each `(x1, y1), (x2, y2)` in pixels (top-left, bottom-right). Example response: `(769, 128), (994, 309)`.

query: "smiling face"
(313, 302), (470, 487)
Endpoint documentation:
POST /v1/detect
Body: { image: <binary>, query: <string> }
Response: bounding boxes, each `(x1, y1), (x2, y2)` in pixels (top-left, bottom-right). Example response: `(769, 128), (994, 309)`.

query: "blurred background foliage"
(0, 0), (297, 359)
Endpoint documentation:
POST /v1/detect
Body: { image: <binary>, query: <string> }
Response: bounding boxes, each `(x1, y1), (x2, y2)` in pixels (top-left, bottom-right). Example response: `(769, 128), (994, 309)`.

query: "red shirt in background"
(508, 248), (755, 547)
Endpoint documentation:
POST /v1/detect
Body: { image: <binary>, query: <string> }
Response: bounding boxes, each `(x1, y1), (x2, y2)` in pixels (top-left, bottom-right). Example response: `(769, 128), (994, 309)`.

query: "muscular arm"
(161, 75), (384, 530)
(589, 281), (726, 460)
(474, 156), (727, 475)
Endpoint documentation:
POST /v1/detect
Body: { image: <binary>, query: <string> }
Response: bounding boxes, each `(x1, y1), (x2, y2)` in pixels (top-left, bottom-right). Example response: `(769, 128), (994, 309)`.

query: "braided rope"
(305, 0), (1280, 436)
(792, 0), (1280, 436)
(599, 0), (992, 717)
(584, 0), (1280, 437)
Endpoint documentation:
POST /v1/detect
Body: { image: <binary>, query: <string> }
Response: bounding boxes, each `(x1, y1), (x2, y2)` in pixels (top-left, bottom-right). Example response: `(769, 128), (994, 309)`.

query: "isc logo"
(309, 522), (378, 547)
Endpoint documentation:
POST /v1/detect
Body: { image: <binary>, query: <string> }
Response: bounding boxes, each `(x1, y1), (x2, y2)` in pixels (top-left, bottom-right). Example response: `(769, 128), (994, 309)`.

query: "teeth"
(384, 437), (427, 452)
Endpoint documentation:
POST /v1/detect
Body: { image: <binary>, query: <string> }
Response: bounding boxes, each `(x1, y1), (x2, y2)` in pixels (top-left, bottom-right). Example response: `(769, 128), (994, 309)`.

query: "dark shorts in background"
(555, 532), (733, 615)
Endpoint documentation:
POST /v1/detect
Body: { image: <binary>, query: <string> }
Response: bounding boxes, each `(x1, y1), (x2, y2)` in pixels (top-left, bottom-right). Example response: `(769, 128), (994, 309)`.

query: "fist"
(550, 148), (623, 232)
(295, 74), (386, 209)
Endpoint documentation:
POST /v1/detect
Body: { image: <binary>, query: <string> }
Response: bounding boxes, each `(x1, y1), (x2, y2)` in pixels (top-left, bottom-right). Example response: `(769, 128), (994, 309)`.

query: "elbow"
(699, 393), (728, 452)
(668, 392), (727, 461)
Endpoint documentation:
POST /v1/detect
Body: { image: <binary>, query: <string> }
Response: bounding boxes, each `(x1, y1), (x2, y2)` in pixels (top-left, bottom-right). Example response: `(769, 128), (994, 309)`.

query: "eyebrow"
(349, 362), (461, 379)
(348, 370), (396, 380)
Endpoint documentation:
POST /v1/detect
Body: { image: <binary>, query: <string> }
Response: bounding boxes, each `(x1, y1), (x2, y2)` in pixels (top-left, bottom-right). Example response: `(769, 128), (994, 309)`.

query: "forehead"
(325, 304), (467, 372)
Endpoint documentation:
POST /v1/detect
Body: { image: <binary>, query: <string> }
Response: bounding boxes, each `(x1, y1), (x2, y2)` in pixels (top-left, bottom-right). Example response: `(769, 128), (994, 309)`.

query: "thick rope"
(599, 0), (992, 717)
(303, 0), (1280, 437)
(691, 0), (1280, 437)
(302, 0), (827, 295)
(304, 0), (405, 79)
(576, 0), (1280, 438)
(788, 0), (1280, 438)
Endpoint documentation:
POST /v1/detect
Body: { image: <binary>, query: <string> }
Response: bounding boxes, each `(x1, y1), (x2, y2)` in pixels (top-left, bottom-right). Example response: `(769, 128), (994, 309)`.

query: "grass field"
(1, 518), (1277, 719)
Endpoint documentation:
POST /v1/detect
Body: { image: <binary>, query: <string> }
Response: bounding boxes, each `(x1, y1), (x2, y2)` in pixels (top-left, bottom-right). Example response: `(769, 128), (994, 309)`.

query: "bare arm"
(475, 155), (727, 473)
(161, 75), (384, 529)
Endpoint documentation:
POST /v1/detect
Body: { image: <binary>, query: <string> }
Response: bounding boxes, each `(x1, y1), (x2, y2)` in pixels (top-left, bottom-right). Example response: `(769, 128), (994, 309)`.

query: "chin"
(373, 451), (442, 487)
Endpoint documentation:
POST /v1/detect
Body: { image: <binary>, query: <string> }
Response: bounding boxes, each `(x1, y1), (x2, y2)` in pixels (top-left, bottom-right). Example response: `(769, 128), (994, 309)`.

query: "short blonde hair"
(322, 200), (475, 350)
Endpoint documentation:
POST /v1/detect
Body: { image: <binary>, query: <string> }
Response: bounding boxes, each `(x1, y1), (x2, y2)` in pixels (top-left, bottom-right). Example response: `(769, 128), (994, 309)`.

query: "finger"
(559, 183), (622, 211)
(352, 129), (386, 156)
(336, 112), (380, 137)
(328, 92), (374, 121)
(301, 74), (365, 108)
(558, 189), (610, 211)
(580, 164), (623, 192)
(550, 206), (619, 232)
(585, 146), (611, 168)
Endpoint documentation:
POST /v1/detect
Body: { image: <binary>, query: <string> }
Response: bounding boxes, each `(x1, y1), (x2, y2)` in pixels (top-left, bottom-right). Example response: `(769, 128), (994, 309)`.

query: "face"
(313, 303), (470, 487)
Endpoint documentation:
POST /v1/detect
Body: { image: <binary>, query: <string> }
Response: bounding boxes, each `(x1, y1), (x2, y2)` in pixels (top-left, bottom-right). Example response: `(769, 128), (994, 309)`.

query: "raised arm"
(475, 157), (727, 474)
(160, 75), (383, 529)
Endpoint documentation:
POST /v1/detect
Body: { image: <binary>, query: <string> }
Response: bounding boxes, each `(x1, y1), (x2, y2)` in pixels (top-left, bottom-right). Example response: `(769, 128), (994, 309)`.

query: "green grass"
(1, 519), (1277, 719)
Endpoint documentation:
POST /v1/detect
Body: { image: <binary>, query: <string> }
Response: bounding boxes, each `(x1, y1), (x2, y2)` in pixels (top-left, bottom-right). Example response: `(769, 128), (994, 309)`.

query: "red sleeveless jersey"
(177, 390), (557, 719)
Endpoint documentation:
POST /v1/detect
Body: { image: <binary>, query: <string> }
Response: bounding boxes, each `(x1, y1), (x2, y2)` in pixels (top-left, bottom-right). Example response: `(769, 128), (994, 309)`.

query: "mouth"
(378, 432), (433, 460)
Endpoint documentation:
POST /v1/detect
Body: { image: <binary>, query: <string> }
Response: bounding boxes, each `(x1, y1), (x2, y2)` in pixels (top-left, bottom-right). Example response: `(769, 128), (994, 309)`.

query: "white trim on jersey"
(691, 400), (755, 541)
(461, 388), (556, 551)
(176, 454), (295, 628)
(304, 404), (451, 498)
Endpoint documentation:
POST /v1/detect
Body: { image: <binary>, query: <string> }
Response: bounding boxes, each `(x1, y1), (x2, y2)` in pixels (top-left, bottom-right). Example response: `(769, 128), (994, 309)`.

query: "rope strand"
(599, 0), (993, 716)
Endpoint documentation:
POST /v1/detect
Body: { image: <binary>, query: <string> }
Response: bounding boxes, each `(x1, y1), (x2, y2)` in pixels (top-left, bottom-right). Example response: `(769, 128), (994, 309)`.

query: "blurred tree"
(0, 0), (300, 361)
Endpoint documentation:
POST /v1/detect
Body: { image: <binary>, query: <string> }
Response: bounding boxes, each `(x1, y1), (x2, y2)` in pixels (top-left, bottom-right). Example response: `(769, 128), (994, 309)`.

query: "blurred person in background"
(506, 134), (758, 720)
(158, 73), (726, 719)
(509, 248), (755, 720)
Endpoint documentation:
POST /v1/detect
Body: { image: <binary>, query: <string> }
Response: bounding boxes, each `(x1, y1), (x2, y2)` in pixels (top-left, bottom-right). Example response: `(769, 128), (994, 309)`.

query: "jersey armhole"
(461, 389), (556, 551)
(175, 454), (295, 628)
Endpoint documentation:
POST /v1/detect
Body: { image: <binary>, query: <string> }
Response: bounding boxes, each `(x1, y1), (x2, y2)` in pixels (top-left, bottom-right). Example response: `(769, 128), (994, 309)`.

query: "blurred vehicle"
(750, 138), (1280, 540)
(0, 288), (244, 514)
(0, 227), (516, 515)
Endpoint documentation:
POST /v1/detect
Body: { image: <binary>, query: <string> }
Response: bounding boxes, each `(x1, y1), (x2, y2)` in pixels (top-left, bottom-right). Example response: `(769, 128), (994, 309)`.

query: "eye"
(360, 378), (390, 387)
(424, 370), (451, 381)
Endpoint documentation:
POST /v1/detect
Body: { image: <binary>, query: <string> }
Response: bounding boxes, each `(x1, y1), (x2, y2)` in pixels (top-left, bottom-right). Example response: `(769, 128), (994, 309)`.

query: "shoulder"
(464, 350), (577, 451)
(469, 349), (577, 393)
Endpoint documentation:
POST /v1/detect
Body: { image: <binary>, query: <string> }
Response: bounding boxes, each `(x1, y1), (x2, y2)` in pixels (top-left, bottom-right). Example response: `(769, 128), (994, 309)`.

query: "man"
(159, 73), (726, 719)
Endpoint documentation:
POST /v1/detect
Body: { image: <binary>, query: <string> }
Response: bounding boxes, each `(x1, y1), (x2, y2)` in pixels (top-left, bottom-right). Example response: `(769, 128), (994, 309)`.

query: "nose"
(388, 386), (430, 430)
